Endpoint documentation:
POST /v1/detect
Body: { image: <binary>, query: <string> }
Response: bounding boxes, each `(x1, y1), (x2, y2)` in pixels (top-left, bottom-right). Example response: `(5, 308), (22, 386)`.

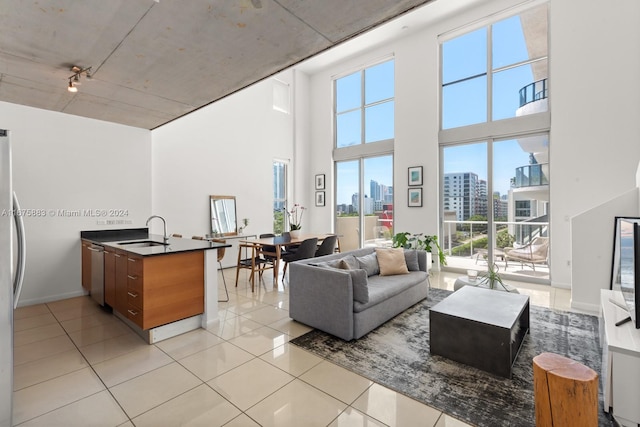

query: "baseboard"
(571, 300), (599, 314)
(16, 289), (88, 307)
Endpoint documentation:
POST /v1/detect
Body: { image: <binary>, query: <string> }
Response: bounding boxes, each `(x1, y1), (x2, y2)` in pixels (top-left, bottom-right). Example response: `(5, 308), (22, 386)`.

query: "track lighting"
(66, 66), (92, 93)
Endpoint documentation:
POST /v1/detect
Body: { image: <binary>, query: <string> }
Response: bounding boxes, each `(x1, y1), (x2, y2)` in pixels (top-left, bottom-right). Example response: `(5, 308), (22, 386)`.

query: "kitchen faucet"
(146, 215), (168, 243)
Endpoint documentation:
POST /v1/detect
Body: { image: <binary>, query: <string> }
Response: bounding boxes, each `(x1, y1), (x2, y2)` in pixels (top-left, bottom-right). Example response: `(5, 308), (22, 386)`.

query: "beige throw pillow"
(375, 247), (409, 276)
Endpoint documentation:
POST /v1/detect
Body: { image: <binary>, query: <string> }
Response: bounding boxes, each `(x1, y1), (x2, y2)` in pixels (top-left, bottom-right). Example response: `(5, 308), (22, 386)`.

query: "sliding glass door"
(442, 133), (549, 282)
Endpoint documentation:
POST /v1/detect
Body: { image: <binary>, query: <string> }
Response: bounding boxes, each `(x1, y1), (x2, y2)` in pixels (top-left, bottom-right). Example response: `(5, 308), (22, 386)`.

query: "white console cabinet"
(599, 290), (640, 427)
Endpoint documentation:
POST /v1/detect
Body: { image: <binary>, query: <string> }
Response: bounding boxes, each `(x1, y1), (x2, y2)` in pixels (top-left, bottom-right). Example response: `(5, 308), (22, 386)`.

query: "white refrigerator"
(0, 129), (27, 426)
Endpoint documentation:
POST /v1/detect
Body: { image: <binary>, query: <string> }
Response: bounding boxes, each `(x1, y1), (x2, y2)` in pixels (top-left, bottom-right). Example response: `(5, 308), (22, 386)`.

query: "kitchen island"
(81, 228), (229, 343)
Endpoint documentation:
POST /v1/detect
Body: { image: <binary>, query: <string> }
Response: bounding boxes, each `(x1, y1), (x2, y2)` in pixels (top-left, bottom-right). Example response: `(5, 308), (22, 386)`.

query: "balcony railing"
(519, 78), (548, 108)
(513, 163), (549, 188)
(442, 219), (548, 260)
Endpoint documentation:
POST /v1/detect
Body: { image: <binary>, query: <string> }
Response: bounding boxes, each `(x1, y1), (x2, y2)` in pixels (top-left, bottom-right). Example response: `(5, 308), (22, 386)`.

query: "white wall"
(151, 71), (294, 238)
(0, 101), (151, 305)
(571, 189), (639, 312)
(550, 0), (640, 291)
(300, 0), (640, 303)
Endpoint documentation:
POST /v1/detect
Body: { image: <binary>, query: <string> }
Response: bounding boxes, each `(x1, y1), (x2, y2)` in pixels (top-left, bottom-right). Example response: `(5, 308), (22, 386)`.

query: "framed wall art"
(408, 188), (422, 207)
(408, 166), (423, 186)
(315, 174), (326, 190)
(315, 191), (325, 207)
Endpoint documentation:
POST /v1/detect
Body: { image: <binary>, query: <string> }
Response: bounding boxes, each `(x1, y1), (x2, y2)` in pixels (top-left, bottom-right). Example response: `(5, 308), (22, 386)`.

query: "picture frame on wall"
(408, 188), (422, 207)
(315, 191), (325, 207)
(408, 166), (423, 186)
(315, 174), (326, 190)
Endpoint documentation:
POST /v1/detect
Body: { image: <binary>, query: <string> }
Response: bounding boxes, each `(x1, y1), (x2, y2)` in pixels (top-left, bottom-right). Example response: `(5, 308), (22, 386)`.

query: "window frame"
(333, 57), (395, 149)
(439, 0), (550, 135)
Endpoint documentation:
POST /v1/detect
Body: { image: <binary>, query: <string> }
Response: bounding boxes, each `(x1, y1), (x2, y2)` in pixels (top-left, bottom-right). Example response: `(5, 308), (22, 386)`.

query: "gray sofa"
(289, 247), (430, 341)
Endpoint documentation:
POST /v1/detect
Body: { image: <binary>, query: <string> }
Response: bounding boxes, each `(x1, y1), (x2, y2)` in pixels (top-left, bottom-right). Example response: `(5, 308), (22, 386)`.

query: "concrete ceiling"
(0, 0), (433, 129)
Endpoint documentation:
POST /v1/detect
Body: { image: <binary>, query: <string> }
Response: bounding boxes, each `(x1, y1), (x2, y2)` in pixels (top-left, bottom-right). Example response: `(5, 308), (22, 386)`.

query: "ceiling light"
(66, 65), (92, 93)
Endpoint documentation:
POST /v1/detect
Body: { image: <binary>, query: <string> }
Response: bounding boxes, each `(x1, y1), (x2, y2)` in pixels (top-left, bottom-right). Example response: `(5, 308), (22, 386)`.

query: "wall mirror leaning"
(210, 195), (237, 236)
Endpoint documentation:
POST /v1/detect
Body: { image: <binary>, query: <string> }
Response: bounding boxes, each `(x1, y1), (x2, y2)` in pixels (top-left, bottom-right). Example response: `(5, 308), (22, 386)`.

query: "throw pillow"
(375, 247), (409, 276)
(349, 269), (369, 303)
(318, 255), (359, 270)
(356, 252), (380, 276)
(404, 250), (420, 271)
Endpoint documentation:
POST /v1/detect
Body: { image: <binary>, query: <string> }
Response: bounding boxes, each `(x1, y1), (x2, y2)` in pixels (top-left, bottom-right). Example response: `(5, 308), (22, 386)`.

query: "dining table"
(237, 233), (334, 288)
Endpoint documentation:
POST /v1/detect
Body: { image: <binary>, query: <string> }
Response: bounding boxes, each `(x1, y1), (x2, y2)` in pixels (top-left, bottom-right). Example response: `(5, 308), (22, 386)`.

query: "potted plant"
(238, 218), (249, 234)
(287, 204), (305, 238)
(392, 232), (447, 266)
(479, 262), (507, 290)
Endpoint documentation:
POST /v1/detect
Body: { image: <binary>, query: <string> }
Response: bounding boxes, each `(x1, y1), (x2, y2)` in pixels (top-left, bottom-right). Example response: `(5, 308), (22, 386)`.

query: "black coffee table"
(429, 286), (530, 378)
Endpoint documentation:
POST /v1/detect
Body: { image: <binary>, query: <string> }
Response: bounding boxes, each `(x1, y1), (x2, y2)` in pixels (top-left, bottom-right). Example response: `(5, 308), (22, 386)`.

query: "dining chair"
(235, 242), (272, 292)
(258, 233), (278, 279)
(281, 237), (318, 276)
(315, 234), (338, 257)
(210, 238), (229, 302)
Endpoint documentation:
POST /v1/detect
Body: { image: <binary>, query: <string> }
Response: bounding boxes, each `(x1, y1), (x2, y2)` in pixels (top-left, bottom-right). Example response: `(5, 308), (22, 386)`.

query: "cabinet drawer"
(127, 273), (143, 293)
(126, 288), (143, 310)
(126, 305), (143, 328)
(127, 255), (143, 276)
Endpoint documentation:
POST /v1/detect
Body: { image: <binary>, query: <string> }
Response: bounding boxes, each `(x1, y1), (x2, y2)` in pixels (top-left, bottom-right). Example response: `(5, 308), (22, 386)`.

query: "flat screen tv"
(610, 216), (640, 328)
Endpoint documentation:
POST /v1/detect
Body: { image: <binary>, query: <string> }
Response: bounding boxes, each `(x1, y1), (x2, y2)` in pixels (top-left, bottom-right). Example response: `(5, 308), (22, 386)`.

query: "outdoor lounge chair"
(504, 236), (549, 271)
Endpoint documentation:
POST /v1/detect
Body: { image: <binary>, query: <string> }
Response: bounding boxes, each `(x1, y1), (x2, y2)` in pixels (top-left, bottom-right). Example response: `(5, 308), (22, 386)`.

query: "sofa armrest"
(416, 250), (428, 272)
(289, 262), (356, 341)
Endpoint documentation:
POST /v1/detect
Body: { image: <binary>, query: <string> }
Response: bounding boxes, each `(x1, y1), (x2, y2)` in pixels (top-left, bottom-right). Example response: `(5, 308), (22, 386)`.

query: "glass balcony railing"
(441, 218), (550, 281)
(519, 78), (548, 108)
(514, 163), (549, 188)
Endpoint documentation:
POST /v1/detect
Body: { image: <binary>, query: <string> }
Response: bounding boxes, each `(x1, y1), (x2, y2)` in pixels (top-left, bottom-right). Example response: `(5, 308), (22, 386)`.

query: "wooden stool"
(533, 352), (598, 427)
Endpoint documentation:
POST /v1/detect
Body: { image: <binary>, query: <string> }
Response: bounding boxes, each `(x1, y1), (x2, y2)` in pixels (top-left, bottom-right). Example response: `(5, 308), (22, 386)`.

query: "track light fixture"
(67, 66), (92, 93)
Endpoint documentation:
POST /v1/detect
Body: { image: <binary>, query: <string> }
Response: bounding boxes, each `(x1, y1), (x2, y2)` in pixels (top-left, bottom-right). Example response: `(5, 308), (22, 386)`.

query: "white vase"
(290, 230), (301, 239)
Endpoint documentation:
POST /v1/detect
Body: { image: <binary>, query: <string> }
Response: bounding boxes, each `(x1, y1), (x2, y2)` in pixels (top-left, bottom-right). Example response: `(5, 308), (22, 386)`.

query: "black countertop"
(81, 228), (229, 257)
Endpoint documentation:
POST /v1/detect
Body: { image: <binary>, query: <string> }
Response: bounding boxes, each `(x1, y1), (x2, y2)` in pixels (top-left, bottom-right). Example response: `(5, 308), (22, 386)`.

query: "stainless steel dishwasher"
(88, 243), (104, 305)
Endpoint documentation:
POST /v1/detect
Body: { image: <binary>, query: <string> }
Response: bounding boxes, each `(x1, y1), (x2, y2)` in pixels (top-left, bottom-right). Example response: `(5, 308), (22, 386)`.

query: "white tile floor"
(12, 268), (573, 427)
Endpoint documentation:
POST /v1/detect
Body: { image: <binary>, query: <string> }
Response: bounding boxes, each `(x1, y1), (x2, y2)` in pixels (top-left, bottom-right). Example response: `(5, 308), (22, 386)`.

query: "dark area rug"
(290, 288), (615, 427)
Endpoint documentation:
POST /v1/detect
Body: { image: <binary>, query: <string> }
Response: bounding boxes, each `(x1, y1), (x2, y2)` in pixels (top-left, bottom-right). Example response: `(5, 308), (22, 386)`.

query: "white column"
(202, 249), (219, 328)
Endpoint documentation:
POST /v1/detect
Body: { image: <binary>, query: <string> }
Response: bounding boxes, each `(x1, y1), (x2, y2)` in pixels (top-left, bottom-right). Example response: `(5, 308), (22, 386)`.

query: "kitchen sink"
(117, 240), (168, 248)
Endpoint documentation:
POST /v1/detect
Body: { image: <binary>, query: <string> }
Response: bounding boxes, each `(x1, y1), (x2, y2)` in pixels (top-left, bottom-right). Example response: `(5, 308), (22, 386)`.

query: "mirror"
(210, 195), (237, 236)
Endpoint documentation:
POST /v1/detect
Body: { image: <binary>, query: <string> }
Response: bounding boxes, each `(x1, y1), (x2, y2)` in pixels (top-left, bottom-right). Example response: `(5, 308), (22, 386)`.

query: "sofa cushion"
(376, 248), (409, 276)
(353, 271), (428, 313)
(348, 269), (369, 304)
(404, 250), (420, 271)
(314, 254), (359, 270)
(356, 252), (380, 276)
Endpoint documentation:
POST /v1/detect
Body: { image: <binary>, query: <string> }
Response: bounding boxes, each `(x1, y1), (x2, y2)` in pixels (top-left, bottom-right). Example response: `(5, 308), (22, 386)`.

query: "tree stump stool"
(533, 352), (598, 427)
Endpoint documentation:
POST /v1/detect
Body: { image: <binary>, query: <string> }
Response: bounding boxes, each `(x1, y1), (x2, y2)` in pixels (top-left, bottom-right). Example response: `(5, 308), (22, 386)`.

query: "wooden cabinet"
(121, 251), (204, 330)
(103, 249), (116, 307)
(81, 240), (91, 291)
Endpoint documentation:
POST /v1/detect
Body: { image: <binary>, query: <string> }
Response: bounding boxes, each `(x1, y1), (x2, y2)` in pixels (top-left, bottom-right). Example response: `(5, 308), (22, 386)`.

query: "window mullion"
(361, 69), (366, 145)
(487, 23), (493, 123)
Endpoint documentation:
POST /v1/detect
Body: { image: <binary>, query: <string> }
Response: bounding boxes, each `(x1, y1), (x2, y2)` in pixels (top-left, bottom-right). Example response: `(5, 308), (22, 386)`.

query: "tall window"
(441, 3), (548, 129)
(273, 160), (288, 234)
(334, 58), (395, 250)
(335, 59), (394, 147)
(439, 3), (550, 282)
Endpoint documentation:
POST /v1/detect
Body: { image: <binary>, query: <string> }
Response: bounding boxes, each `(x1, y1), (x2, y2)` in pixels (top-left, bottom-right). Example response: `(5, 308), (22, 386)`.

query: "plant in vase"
(479, 262), (507, 290)
(392, 232), (447, 266)
(238, 218), (249, 234)
(287, 204), (305, 237)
